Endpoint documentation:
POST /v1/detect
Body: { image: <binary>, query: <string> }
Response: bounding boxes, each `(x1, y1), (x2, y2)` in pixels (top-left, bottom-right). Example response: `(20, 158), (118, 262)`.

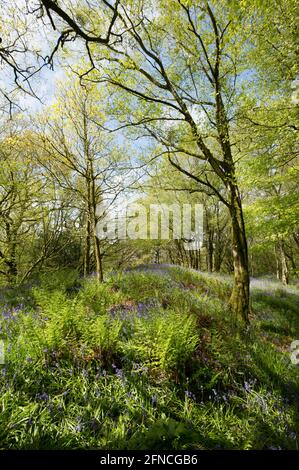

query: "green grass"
(0, 267), (298, 449)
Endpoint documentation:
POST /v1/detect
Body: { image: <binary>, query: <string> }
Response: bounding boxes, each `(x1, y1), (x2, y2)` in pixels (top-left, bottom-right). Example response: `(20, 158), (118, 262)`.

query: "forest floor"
(0, 265), (298, 449)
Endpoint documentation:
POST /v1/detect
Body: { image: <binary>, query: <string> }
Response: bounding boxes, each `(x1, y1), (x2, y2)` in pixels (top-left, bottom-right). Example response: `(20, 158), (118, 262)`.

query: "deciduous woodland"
(0, 0), (298, 451)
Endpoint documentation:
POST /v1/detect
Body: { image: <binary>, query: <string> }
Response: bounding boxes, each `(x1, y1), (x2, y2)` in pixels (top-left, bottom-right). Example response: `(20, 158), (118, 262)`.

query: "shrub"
(78, 278), (124, 315)
(38, 269), (80, 293)
(121, 309), (199, 372)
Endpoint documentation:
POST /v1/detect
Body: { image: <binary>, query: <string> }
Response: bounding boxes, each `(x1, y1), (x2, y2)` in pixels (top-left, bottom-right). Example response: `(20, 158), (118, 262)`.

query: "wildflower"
(115, 368), (124, 379)
(151, 394), (158, 407)
(75, 423), (82, 432)
(185, 390), (196, 401)
(90, 418), (100, 432)
(244, 381), (251, 392)
(37, 392), (49, 402)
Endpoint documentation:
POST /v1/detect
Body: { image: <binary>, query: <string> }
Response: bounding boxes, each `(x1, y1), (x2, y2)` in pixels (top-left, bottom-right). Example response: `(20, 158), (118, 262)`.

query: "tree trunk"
(207, 231), (213, 272)
(90, 168), (104, 282)
(228, 187), (250, 324)
(274, 244), (281, 280)
(175, 239), (185, 266)
(7, 255), (17, 285)
(5, 223), (18, 285)
(94, 233), (104, 282)
(83, 217), (91, 276)
(214, 227), (225, 272)
(193, 249), (200, 270)
(279, 240), (289, 285)
(83, 109), (104, 282)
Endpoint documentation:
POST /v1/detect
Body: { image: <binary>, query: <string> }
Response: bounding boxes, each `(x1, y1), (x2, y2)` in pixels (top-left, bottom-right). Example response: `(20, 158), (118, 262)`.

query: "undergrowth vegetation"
(0, 266), (298, 449)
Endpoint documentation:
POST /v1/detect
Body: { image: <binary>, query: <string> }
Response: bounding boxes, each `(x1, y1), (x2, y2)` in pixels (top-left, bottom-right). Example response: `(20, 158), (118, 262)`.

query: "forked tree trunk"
(228, 186), (250, 324)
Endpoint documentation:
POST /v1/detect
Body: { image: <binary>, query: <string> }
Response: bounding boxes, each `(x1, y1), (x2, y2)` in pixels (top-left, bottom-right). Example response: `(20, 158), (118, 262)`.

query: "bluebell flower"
(185, 390), (196, 401)
(37, 392), (49, 402)
(244, 381), (251, 392)
(90, 418), (99, 432)
(151, 395), (158, 407)
(115, 368), (123, 379)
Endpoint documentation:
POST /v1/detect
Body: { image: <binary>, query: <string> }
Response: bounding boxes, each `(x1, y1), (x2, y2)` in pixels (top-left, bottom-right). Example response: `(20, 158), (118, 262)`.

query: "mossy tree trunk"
(228, 186), (250, 324)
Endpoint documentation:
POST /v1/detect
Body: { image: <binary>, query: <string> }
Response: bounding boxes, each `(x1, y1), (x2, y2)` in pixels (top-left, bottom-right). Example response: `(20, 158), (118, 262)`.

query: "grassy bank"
(0, 266), (298, 449)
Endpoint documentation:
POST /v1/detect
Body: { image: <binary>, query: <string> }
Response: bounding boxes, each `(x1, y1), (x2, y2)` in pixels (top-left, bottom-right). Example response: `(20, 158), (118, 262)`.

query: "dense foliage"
(0, 267), (298, 449)
(0, 0), (298, 451)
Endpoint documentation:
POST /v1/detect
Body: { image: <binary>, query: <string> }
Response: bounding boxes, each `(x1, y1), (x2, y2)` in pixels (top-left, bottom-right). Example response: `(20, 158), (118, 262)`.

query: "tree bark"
(5, 222), (18, 285)
(207, 231), (214, 272)
(90, 164), (104, 282)
(228, 186), (250, 324)
(83, 216), (91, 276)
(274, 244), (281, 280)
(94, 233), (104, 281)
(279, 240), (289, 285)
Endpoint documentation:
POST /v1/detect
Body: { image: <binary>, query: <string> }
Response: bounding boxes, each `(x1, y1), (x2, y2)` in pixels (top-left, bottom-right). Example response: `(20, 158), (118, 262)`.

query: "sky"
(0, 0), (70, 115)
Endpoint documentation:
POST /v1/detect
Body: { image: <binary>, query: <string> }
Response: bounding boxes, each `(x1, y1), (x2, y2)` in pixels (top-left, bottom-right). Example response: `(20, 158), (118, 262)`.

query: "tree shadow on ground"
(252, 290), (299, 333)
